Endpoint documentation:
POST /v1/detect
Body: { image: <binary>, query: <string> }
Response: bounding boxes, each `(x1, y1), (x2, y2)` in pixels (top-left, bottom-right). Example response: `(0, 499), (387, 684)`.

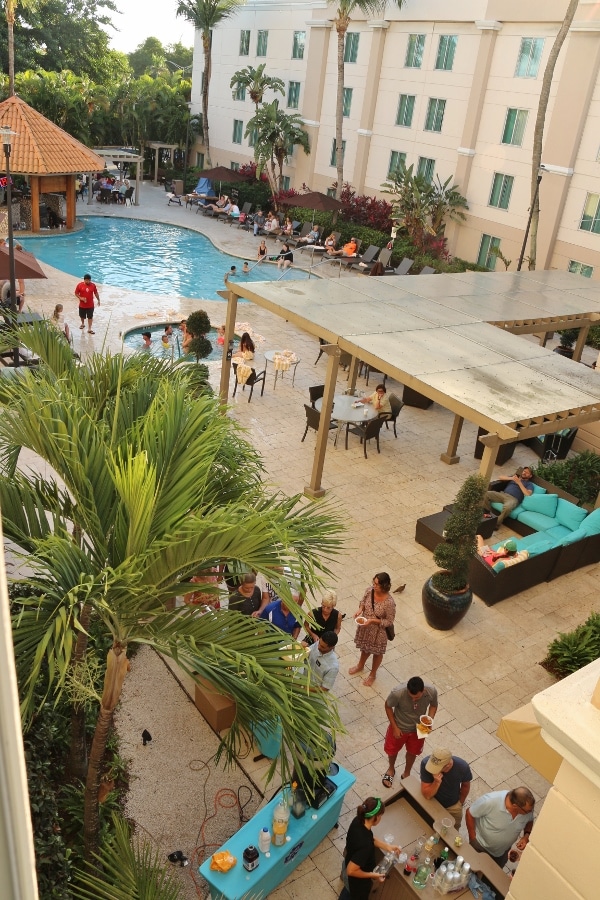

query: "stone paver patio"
(16, 185), (599, 899)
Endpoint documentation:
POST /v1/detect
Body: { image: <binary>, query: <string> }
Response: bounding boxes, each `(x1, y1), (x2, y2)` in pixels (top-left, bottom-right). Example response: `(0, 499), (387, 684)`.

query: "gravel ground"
(114, 646), (263, 900)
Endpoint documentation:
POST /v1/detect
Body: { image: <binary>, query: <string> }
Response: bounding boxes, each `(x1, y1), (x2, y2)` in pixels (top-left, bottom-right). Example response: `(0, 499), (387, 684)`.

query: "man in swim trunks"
(74, 273), (100, 334)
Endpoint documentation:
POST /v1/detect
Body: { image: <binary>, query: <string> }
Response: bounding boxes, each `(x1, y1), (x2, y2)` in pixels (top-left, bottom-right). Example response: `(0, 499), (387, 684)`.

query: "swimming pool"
(122, 323), (226, 360)
(20, 217), (310, 301)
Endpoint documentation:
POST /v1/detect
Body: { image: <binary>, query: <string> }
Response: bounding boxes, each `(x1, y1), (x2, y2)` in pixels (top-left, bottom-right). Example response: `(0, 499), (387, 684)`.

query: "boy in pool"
(242, 261), (250, 274)
(142, 331), (152, 349)
(224, 265), (237, 286)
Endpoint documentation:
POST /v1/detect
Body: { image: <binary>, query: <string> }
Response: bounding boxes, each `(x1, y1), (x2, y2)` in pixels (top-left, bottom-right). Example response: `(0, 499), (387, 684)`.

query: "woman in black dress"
(340, 797), (401, 900)
(303, 589), (342, 645)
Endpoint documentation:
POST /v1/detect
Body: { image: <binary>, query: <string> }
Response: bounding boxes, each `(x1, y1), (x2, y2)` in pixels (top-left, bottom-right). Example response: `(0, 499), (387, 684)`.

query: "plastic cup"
(441, 817), (453, 836)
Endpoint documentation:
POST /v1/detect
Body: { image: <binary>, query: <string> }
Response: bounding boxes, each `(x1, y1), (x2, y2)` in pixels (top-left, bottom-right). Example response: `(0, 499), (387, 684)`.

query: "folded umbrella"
(0, 245), (47, 280)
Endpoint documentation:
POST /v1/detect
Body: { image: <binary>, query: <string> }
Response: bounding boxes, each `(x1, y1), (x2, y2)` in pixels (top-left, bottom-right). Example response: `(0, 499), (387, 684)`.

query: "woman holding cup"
(349, 572), (396, 687)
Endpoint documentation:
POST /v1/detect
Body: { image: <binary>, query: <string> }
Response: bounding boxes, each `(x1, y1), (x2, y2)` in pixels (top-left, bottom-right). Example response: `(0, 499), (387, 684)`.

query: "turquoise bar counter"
(199, 765), (356, 899)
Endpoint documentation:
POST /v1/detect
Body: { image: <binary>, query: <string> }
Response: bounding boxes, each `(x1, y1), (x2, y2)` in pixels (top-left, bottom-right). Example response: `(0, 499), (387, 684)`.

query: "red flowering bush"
(331, 182), (394, 233)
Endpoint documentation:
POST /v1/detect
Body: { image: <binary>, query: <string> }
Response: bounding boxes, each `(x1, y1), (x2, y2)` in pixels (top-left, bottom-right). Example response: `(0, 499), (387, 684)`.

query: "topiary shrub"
(431, 474), (488, 593)
(186, 309), (211, 338)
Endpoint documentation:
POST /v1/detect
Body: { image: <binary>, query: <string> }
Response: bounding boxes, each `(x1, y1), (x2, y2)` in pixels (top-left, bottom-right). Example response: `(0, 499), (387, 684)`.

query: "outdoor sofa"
(469, 478), (600, 605)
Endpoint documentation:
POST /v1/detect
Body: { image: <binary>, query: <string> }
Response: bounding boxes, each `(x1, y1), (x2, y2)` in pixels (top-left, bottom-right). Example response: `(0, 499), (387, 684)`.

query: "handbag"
(371, 590), (395, 641)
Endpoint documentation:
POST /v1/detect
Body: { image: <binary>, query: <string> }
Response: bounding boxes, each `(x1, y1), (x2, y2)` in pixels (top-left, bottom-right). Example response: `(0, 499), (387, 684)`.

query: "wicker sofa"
(469, 478), (600, 605)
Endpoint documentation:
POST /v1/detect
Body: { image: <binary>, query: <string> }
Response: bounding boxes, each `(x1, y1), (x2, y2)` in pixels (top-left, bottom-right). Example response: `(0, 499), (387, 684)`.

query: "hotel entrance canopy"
(220, 270), (600, 497)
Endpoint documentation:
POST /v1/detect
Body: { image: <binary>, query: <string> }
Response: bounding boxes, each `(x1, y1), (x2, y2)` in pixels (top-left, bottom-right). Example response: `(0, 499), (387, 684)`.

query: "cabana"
(219, 270), (600, 497)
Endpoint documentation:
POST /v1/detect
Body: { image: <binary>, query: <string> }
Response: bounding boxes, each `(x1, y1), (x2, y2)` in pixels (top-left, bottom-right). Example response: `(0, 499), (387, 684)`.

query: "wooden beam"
(30, 177), (40, 233)
(573, 325), (590, 362)
(478, 438), (501, 482)
(218, 287), (238, 405)
(305, 347), (340, 498)
(441, 414), (463, 465)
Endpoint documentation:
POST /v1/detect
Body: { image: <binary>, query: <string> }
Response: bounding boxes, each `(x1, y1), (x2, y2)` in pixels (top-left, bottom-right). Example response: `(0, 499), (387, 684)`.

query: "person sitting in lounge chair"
(206, 195), (229, 212)
(297, 224), (322, 246)
(327, 237), (358, 258)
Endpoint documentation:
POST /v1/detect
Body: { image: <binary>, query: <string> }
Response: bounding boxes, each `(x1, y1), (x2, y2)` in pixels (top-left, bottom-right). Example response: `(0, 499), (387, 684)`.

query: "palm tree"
(176, 0), (245, 166)
(4, 0), (35, 97)
(0, 324), (344, 861)
(246, 99), (310, 202)
(332, 1), (406, 199)
(230, 63), (285, 112)
(527, 0), (579, 269)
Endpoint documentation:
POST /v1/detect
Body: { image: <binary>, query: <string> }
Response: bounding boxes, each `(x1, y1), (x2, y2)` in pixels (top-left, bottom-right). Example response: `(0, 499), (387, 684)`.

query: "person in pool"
(242, 261), (250, 274)
(257, 240), (268, 262)
(141, 331), (152, 349)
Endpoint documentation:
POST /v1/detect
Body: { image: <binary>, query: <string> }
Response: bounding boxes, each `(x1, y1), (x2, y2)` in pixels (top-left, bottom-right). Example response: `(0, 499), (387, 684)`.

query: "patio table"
(315, 394), (377, 448)
(264, 349), (300, 388)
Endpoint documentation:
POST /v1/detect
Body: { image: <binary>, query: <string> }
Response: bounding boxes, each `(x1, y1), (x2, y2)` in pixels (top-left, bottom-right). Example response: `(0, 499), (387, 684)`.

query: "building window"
(568, 260), (594, 278)
(502, 108), (528, 146)
(515, 37), (544, 78)
(196, 152), (204, 169)
(239, 30), (250, 56)
(234, 85), (246, 101)
(580, 193), (600, 234)
(388, 151), (407, 178)
(344, 32), (360, 63)
(256, 30), (268, 57)
(248, 128), (258, 148)
(326, 187), (336, 198)
(232, 119), (243, 144)
(281, 176), (291, 191)
(489, 173), (514, 210)
(417, 157), (435, 182)
(424, 98), (446, 132)
(396, 94), (415, 127)
(292, 31), (305, 59)
(477, 234), (501, 269)
(342, 87), (353, 118)
(330, 139), (346, 166)
(405, 34), (425, 68)
(435, 35), (457, 71)
(230, 162), (240, 172)
(287, 81), (300, 109)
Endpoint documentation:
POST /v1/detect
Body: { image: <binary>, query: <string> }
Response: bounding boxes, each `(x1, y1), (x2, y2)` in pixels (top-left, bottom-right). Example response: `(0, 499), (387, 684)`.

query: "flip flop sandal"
(382, 773), (394, 788)
(88, 330), (95, 334)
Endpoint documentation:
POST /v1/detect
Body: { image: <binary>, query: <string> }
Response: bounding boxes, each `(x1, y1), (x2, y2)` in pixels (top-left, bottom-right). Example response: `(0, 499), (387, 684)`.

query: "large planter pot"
(553, 345), (574, 359)
(422, 577), (472, 631)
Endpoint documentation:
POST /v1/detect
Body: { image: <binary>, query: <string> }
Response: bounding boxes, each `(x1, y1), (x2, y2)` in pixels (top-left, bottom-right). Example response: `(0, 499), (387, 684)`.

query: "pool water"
(122, 324), (225, 360)
(21, 217), (310, 301)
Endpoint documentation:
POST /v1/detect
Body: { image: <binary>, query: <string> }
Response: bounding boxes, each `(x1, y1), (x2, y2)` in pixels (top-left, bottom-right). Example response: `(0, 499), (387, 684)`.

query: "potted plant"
(421, 474), (488, 630)
(554, 328), (579, 359)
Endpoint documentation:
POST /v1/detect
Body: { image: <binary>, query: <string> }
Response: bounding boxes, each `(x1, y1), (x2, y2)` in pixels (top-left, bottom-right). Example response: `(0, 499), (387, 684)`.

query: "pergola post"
(219, 287), (238, 406)
(478, 438), (501, 482)
(573, 325), (590, 362)
(30, 177), (40, 232)
(87, 171), (93, 205)
(135, 161), (141, 206)
(440, 414), (464, 465)
(66, 174), (76, 229)
(305, 347), (340, 499)
(346, 356), (360, 394)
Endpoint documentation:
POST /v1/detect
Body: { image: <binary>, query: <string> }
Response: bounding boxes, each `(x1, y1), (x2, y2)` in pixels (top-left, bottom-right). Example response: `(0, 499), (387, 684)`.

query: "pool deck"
(15, 185), (600, 899)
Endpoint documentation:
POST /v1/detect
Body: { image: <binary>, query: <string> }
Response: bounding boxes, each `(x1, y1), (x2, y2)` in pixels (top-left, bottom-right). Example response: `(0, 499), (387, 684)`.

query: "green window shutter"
(489, 174), (514, 210)
(388, 151), (407, 178)
(330, 139), (346, 167)
(515, 37), (544, 77)
(502, 108), (528, 146)
(292, 31), (306, 59)
(287, 82), (300, 109)
(342, 87), (353, 118)
(568, 260), (594, 278)
(232, 120), (243, 144)
(257, 30), (268, 57)
(435, 35), (457, 71)
(396, 94), (415, 127)
(234, 85), (245, 102)
(239, 30), (250, 56)
(344, 32), (360, 63)
(580, 193), (600, 234)
(417, 157), (435, 182)
(477, 234), (501, 269)
(425, 98), (445, 132)
(405, 34), (425, 68)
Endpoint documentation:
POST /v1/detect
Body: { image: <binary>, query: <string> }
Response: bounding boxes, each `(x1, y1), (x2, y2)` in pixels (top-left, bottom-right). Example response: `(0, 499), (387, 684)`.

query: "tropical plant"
(73, 812), (184, 899)
(230, 63), (284, 111)
(4, 0), (34, 96)
(246, 99), (310, 202)
(176, 0), (245, 165)
(0, 323), (344, 861)
(528, 0), (579, 270)
(543, 612), (600, 678)
(428, 174), (469, 235)
(534, 451), (600, 507)
(431, 475), (488, 593)
(332, 1), (406, 199)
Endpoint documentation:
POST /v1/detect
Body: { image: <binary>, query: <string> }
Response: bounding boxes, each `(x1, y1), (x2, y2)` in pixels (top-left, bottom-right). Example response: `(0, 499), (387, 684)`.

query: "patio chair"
(384, 394), (404, 439)
(308, 384), (324, 407)
(384, 257), (414, 276)
(420, 265), (436, 274)
(361, 362), (387, 387)
(376, 247), (393, 270)
(236, 203), (253, 229)
(232, 363), (266, 402)
(287, 222), (312, 246)
(124, 187), (135, 206)
(345, 416), (384, 458)
(346, 245), (380, 271)
(99, 187), (112, 204)
(166, 187), (183, 206)
(301, 404), (337, 442)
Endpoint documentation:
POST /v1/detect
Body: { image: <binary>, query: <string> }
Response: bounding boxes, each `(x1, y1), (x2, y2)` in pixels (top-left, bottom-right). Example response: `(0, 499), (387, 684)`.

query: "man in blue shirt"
(420, 748), (472, 828)
(484, 466), (533, 527)
(259, 594), (302, 639)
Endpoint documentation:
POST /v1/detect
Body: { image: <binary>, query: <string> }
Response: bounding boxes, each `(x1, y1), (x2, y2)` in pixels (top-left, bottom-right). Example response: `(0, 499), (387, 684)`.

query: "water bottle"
(363, 405), (368, 417)
(455, 855), (464, 871)
(424, 835), (435, 854)
(258, 827), (271, 853)
(412, 857), (432, 890)
(271, 799), (290, 846)
(433, 864), (447, 888)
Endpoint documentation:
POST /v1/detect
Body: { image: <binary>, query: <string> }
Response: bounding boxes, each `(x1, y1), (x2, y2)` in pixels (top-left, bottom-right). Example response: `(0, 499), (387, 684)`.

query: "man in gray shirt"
(383, 676), (438, 788)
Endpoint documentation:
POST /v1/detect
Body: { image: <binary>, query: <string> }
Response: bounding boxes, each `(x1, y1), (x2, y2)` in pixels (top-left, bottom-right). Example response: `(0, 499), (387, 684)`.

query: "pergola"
(0, 96), (104, 232)
(90, 148), (143, 206)
(147, 142), (180, 184)
(219, 270), (600, 498)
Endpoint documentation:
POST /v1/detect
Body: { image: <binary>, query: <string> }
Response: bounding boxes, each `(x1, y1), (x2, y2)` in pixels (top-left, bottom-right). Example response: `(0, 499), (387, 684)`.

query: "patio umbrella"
(0, 245), (47, 280)
(279, 191), (344, 224)
(197, 166), (249, 196)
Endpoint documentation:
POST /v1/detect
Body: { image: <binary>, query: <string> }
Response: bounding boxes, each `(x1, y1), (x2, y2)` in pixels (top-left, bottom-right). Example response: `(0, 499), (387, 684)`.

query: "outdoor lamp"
(1, 125), (18, 318)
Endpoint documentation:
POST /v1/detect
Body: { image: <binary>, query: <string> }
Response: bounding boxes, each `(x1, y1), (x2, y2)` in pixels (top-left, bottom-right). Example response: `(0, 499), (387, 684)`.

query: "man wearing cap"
(383, 676), (438, 788)
(483, 467), (533, 528)
(420, 749), (472, 828)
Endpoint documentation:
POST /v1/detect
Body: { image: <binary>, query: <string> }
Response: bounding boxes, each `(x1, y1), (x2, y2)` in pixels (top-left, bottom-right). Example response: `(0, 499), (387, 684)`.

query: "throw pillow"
(555, 498), (588, 531)
(530, 483), (547, 494)
(520, 492), (558, 517)
(580, 508), (600, 536)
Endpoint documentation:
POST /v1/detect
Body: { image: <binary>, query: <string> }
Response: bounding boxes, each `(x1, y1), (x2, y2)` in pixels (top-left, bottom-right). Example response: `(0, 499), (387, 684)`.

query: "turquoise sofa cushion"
(561, 527), (589, 547)
(514, 510), (557, 531)
(521, 493), (558, 517)
(530, 483), (547, 494)
(525, 538), (560, 556)
(546, 525), (573, 541)
(555, 498), (588, 531)
(580, 508), (600, 535)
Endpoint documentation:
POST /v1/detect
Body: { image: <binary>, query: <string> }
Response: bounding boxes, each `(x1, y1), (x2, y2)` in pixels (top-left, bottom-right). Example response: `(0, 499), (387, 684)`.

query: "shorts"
(79, 307), (94, 320)
(383, 724), (425, 757)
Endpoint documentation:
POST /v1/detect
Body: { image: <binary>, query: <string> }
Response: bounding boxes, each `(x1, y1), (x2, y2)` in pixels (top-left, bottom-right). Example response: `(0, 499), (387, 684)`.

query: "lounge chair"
(287, 222), (312, 246)
(420, 265), (436, 274)
(376, 248), (393, 270)
(323, 239), (362, 268)
(346, 245), (380, 271)
(166, 187), (183, 206)
(235, 202), (253, 229)
(384, 257), (414, 276)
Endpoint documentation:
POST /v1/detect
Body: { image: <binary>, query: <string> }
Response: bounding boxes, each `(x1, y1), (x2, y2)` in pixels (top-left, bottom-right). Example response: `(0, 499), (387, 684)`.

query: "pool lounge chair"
(346, 245), (380, 271)
(384, 257), (414, 276)
(286, 222), (313, 246)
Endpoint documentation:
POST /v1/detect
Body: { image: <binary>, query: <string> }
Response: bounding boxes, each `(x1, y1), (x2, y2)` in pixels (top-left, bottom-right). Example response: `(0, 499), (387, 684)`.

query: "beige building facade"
(191, 0), (600, 281)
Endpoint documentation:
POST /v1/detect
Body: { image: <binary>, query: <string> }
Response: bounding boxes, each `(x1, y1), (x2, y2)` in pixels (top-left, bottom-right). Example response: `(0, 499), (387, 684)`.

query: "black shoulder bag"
(371, 589), (395, 641)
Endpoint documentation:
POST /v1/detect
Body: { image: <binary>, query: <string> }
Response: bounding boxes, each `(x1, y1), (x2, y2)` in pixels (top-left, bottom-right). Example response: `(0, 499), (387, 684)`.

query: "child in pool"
(216, 324), (225, 346)
(242, 261), (250, 274)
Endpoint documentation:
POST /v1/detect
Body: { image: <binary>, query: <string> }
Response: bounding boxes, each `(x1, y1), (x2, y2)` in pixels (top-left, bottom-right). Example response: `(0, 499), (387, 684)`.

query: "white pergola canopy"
(220, 270), (600, 496)
(89, 147), (143, 206)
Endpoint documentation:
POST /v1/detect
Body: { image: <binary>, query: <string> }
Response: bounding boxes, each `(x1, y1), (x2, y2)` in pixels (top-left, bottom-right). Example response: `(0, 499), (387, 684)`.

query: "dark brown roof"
(0, 96), (105, 175)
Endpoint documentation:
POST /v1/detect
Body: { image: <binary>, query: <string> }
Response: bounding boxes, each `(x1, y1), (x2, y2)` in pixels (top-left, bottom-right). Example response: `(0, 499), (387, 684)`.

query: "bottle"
(243, 845), (259, 871)
(440, 846), (450, 861)
(258, 827), (271, 853)
(455, 855), (464, 871)
(272, 799), (290, 846)
(412, 857), (432, 890)
(425, 835), (435, 854)
(363, 405), (368, 417)
(404, 855), (417, 876)
(433, 864), (447, 889)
